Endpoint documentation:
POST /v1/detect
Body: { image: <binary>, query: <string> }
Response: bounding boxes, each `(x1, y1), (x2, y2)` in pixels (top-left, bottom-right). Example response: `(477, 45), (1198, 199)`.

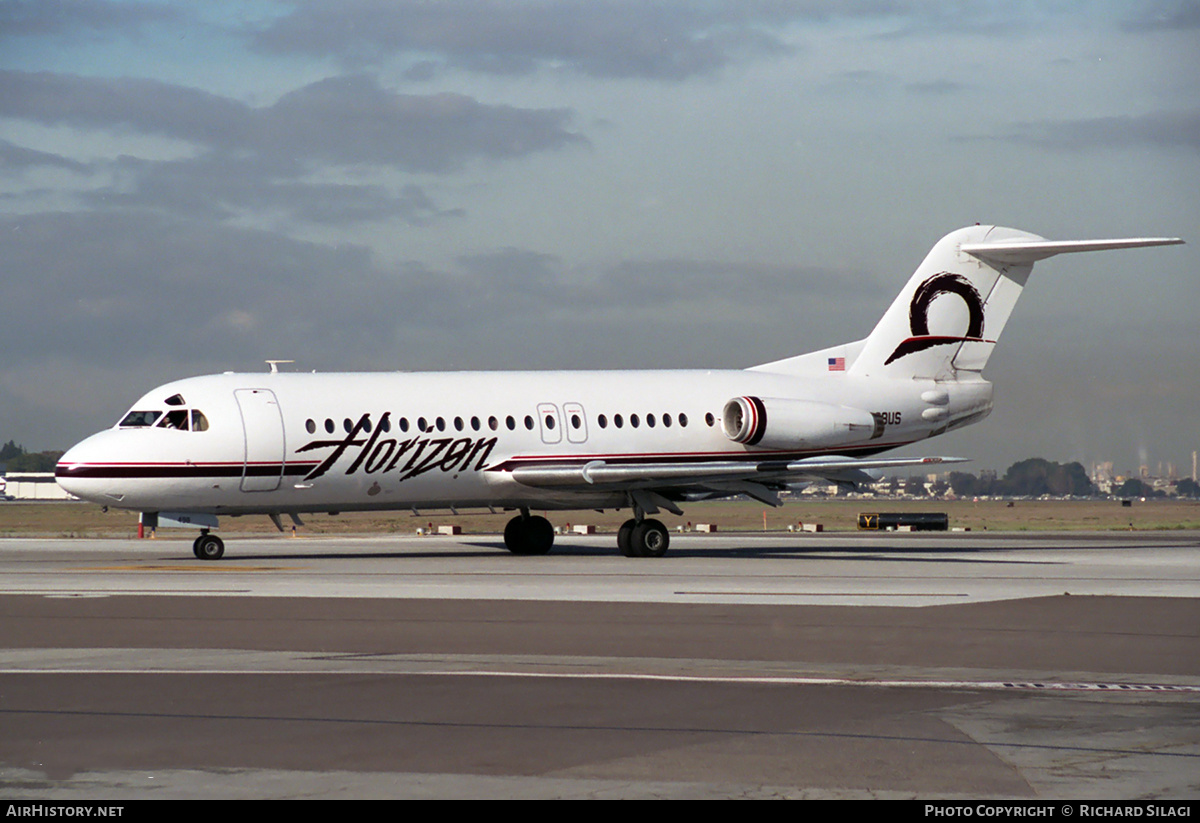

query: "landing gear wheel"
(503, 515), (554, 556)
(194, 533), (225, 560)
(617, 519), (637, 557)
(629, 518), (669, 558)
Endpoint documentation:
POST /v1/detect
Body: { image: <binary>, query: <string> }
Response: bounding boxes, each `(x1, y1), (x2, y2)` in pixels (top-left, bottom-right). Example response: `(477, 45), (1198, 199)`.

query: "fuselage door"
(563, 402), (588, 444)
(234, 388), (285, 492)
(536, 402), (562, 445)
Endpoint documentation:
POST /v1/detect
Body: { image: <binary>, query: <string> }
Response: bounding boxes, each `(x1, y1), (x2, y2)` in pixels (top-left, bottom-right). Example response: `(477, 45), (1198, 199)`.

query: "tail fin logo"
(884, 272), (989, 365)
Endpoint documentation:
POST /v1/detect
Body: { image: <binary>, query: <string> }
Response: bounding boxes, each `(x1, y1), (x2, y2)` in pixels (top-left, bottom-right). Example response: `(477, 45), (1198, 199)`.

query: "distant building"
(2, 472), (75, 500)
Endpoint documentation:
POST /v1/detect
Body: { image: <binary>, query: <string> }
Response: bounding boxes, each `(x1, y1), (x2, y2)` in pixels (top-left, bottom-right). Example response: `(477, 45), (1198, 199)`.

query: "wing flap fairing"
(510, 455), (966, 490)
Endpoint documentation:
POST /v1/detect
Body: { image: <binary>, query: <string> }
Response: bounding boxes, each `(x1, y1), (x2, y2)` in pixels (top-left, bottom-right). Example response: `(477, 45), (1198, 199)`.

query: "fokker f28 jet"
(56, 225), (1182, 559)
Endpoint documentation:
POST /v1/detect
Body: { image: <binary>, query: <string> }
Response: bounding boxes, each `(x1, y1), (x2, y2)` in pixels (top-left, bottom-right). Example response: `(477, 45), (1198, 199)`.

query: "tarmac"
(2, 530), (1198, 799)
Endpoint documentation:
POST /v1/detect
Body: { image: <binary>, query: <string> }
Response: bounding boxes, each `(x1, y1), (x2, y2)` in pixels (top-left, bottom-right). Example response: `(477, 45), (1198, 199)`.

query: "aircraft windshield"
(118, 406), (209, 431)
(119, 410), (162, 427)
(156, 410), (189, 430)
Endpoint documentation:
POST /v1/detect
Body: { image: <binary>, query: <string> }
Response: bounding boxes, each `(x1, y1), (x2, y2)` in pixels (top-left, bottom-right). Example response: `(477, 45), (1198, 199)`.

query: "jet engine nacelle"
(721, 396), (879, 450)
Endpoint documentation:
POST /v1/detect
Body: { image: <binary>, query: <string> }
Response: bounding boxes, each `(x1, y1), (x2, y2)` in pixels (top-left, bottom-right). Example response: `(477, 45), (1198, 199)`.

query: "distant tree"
(1176, 478), (1200, 498)
(0, 440), (23, 461)
(6, 451), (64, 472)
(948, 471), (979, 497)
(904, 476), (926, 497)
(1117, 477), (1153, 498)
(1001, 458), (1095, 497)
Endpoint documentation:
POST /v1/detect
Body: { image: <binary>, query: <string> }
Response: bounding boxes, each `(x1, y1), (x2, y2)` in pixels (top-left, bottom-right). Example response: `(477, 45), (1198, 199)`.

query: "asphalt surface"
(2, 531), (1198, 799)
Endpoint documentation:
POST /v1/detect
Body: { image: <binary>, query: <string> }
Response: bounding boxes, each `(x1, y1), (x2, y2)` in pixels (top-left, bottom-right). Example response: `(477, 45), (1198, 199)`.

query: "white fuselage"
(55, 368), (993, 516)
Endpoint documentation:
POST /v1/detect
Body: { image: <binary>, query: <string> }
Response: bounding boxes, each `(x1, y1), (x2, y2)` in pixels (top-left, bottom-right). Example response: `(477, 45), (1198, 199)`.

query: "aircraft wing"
(510, 455), (965, 507)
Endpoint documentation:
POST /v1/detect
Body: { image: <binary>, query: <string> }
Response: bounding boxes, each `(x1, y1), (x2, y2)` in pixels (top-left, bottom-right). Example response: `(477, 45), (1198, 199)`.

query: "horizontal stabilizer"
(962, 237), (1183, 265)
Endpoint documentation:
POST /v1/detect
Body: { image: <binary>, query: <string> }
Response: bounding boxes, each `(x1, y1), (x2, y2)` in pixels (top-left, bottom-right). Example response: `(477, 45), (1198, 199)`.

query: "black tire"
(195, 534), (225, 560)
(617, 519), (637, 557)
(630, 519), (669, 558)
(503, 515), (525, 552)
(504, 515), (554, 556)
(191, 535), (204, 559)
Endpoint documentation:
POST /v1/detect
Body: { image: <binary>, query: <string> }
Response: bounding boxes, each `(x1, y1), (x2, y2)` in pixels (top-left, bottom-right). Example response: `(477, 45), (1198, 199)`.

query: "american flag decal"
(828, 357), (845, 371)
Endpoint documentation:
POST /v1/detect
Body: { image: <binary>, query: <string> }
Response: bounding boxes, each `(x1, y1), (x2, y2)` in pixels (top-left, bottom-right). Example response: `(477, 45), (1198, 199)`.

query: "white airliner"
(56, 225), (1182, 559)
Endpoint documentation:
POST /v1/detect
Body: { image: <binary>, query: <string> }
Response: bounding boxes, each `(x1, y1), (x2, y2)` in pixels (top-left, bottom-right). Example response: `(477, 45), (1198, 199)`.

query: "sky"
(0, 0), (1197, 476)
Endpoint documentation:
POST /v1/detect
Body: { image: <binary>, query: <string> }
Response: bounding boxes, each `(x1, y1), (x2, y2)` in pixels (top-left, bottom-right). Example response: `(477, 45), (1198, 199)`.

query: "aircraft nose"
(55, 431), (119, 503)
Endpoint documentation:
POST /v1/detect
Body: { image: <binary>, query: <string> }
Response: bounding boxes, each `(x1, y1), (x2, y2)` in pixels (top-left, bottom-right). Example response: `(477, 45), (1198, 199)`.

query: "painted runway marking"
(3, 664), (1197, 693)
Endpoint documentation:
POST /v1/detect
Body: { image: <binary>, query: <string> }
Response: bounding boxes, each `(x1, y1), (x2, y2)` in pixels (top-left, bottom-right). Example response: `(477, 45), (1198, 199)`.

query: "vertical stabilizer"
(848, 225), (1182, 381)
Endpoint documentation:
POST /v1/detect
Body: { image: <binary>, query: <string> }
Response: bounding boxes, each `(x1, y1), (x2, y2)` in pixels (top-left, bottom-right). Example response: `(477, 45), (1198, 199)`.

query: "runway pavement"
(1, 531), (1198, 799)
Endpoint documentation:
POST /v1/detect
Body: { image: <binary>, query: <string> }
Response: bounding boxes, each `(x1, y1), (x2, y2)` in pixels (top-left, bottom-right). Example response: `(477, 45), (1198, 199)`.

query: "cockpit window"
(157, 409), (190, 430)
(119, 406), (209, 431)
(164, 394), (186, 406)
(119, 410), (162, 427)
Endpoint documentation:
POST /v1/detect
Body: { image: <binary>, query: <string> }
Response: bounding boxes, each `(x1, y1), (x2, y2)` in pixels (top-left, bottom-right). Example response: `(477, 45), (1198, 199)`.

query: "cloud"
(77, 154), (464, 226)
(0, 138), (89, 172)
(0, 209), (859, 374)
(0, 70), (252, 146)
(0, 71), (586, 170)
(0, 0), (176, 39)
(1121, 1), (1200, 32)
(250, 0), (801, 79)
(999, 110), (1200, 153)
(905, 80), (968, 96)
(0, 206), (872, 444)
(0, 71), (585, 225)
(267, 76), (587, 170)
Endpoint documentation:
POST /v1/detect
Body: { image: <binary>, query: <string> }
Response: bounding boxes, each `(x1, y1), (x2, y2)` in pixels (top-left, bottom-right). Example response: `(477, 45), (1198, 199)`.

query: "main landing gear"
(617, 517), (669, 558)
(503, 511), (555, 555)
(193, 529), (225, 560)
(503, 511), (671, 557)
(503, 510), (671, 557)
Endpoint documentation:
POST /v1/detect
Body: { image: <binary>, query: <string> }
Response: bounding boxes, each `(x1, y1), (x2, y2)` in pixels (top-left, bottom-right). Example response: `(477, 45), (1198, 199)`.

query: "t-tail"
(848, 225), (1183, 381)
